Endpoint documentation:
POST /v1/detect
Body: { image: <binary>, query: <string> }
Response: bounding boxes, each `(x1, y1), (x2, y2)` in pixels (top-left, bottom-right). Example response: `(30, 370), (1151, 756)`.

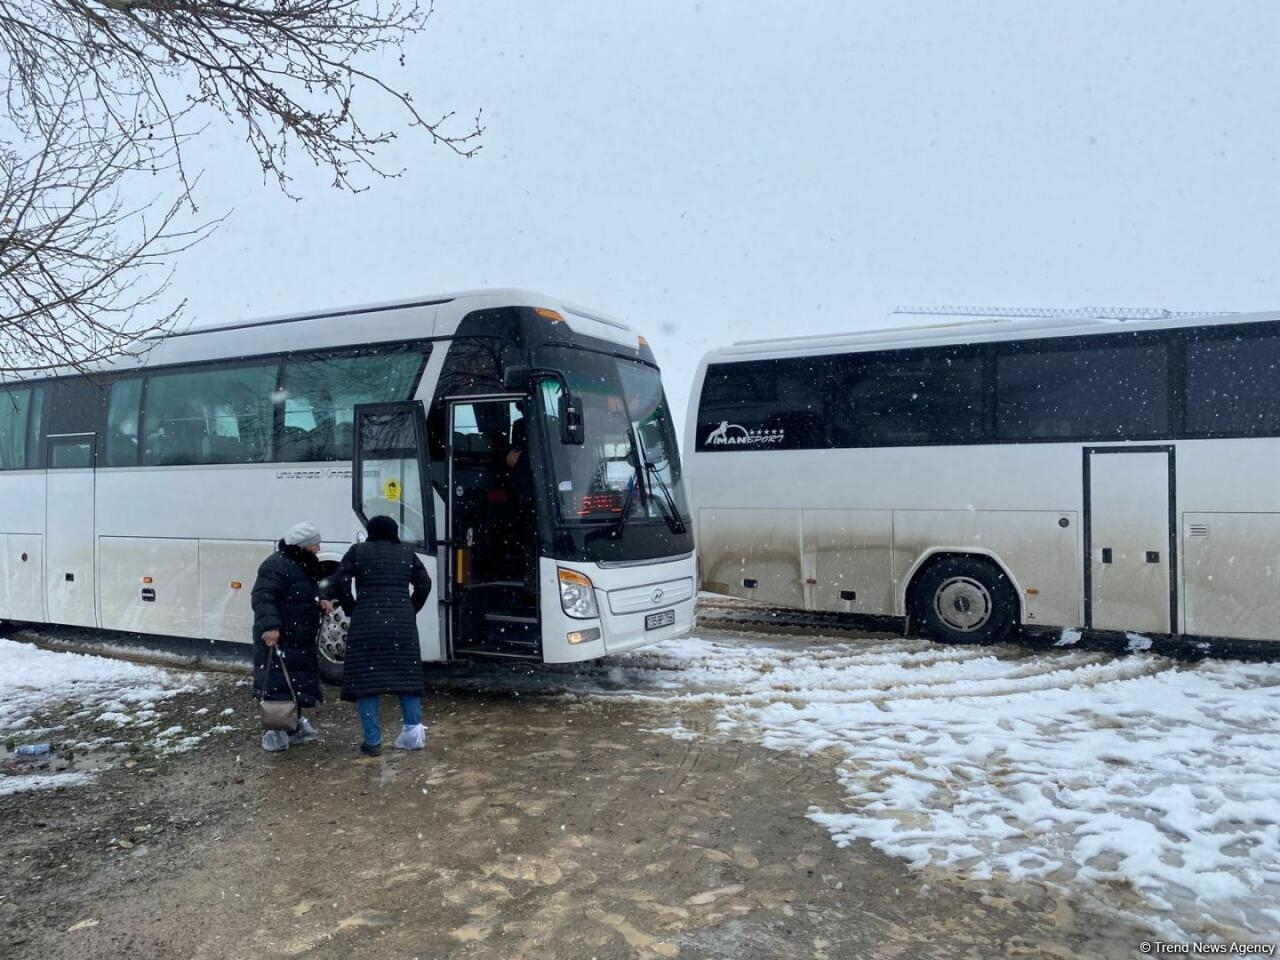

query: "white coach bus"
(686, 307), (1280, 648)
(0, 289), (695, 678)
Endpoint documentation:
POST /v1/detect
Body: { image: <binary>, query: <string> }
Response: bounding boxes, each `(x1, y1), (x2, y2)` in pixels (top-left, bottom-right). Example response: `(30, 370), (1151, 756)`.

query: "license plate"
(645, 609), (676, 631)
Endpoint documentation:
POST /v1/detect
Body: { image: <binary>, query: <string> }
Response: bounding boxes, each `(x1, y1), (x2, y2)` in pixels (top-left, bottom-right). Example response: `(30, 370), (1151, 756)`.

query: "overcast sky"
(172, 0), (1280, 428)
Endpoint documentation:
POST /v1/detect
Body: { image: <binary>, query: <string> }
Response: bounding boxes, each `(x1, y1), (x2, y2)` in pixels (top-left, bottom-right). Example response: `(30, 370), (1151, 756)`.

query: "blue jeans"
(356, 695), (422, 747)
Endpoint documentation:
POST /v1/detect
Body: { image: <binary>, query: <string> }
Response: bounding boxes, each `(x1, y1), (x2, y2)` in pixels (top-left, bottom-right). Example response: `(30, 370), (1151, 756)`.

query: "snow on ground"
(0, 638), (203, 792)
(609, 635), (1280, 943)
(0, 638), (195, 731)
(0, 772), (95, 796)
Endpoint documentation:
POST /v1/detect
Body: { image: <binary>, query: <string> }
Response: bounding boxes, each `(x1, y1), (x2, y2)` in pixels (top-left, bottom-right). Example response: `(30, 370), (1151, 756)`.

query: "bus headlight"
(558, 568), (599, 619)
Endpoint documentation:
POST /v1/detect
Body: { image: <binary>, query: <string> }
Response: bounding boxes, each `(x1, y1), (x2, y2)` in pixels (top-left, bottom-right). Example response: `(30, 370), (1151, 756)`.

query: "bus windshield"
(536, 347), (690, 527)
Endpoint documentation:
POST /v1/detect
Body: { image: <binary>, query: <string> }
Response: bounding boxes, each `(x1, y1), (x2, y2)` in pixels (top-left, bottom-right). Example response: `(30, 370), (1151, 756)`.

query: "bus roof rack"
(892, 305), (1224, 322)
(727, 304), (1240, 351)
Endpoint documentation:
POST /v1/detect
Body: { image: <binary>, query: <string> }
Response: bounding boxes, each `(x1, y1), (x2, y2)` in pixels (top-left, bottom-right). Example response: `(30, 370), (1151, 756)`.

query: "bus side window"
(106, 379), (143, 467)
(279, 349), (427, 462)
(1186, 333), (1280, 437)
(143, 365), (277, 466)
(0, 385), (33, 470)
(995, 343), (1168, 442)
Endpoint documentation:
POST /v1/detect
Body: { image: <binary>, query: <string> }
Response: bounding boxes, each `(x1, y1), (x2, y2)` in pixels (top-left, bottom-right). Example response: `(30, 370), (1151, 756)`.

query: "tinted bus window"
(106, 379), (143, 466)
(278, 348), (428, 462)
(143, 364), (278, 465)
(996, 340), (1169, 441)
(696, 358), (827, 450)
(1185, 330), (1280, 437)
(0, 385), (33, 469)
(25, 385), (43, 467)
(46, 377), (106, 436)
(50, 437), (93, 469)
(828, 349), (985, 447)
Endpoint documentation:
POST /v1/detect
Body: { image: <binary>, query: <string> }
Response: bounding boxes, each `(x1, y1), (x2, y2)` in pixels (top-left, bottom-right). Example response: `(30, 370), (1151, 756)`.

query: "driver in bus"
(504, 414), (530, 481)
(496, 413), (535, 581)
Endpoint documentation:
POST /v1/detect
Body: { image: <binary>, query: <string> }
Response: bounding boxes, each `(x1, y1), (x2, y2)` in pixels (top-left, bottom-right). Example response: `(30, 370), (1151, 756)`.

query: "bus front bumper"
(538, 554), (696, 664)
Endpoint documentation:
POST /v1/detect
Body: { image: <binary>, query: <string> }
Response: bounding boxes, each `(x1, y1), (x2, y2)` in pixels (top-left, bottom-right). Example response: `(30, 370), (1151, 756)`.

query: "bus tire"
(912, 555), (1017, 646)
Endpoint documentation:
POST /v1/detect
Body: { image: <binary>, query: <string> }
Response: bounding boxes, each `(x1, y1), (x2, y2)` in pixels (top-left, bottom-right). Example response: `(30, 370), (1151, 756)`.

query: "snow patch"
(609, 635), (1280, 942)
(0, 638), (196, 734)
(0, 772), (94, 796)
(1054, 628), (1082, 647)
(1125, 633), (1154, 652)
(641, 721), (700, 741)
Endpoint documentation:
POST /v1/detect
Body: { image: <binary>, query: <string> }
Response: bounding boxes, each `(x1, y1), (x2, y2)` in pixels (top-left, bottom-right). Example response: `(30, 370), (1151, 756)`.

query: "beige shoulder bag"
(259, 647), (299, 731)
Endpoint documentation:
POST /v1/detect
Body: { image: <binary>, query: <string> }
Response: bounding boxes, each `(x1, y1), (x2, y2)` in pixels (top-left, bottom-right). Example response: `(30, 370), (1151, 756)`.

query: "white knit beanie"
(284, 521), (322, 548)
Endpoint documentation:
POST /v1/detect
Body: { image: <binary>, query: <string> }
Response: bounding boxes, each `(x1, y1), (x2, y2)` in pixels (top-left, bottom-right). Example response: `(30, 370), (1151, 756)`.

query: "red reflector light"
(578, 492), (624, 516)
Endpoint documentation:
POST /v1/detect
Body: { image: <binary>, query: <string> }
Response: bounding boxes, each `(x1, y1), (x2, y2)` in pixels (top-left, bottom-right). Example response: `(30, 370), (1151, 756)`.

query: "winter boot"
(288, 718), (319, 745)
(261, 730), (290, 752)
(393, 724), (427, 751)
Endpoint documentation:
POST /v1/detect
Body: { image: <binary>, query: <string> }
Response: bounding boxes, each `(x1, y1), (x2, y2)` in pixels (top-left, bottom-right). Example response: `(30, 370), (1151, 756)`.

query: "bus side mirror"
(502, 366), (532, 392)
(559, 393), (585, 444)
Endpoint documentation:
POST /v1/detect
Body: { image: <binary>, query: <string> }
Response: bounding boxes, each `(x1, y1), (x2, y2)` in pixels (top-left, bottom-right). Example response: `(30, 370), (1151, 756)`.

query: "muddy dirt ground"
(1, 634), (1159, 960)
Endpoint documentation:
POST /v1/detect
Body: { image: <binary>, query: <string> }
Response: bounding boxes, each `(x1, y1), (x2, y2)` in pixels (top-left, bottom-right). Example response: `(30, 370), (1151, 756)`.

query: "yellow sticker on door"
(383, 478), (402, 502)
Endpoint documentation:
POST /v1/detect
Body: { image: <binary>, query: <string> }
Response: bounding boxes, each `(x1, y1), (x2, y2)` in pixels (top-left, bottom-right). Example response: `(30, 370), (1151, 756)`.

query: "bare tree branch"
(0, 98), (220, 373)
(0, 0), (481, 374)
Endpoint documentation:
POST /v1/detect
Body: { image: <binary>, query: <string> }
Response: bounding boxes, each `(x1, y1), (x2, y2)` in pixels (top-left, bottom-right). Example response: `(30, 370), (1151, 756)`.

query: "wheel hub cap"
(318, 613), (348, 662)
(934, 577), (993, 632)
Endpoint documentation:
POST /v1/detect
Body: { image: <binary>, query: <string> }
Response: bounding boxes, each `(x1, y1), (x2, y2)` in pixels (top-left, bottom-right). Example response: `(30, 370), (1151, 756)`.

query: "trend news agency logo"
(704, 421), (785, 447)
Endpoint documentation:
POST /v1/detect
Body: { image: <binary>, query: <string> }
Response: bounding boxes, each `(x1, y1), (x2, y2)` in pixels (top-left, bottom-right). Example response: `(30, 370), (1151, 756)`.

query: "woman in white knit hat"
(249, 521), (334, 752)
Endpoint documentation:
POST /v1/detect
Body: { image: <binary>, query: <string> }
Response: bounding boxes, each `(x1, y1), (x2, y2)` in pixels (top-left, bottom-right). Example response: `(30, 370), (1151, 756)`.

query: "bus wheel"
(913, 556), (1017, 645)
(317, 610), (348, 686)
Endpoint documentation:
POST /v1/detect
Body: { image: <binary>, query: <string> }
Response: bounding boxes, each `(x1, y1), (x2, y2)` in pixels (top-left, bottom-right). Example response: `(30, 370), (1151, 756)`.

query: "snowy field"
(593, 635), (1280, 945)
(0, 638), (206, 792)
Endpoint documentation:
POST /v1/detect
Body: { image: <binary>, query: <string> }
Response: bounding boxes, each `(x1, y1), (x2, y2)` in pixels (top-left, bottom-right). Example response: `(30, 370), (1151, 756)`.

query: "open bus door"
(445, 396), (542, 659)
(352, 402), (434, 550)
(349, 403), (442, 665)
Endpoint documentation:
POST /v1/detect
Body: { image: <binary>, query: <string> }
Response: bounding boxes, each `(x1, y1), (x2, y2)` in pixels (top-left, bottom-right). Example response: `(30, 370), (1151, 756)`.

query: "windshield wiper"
(611, 428), (646, 539)
(644, 460), (687, 535)
(610, 469), (637, 539)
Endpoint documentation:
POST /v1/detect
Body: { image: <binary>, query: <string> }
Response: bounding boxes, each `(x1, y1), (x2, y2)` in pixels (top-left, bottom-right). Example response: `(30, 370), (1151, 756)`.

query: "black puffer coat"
(334, 517), (431, 702)
(250, 542), (324, 707)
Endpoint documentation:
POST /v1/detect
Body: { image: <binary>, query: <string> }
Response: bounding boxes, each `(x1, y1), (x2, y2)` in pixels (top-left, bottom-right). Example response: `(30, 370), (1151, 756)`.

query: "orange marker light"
(230, 581), (242, 590)
(1026, 588), (1040, 595)
(638, 336), (650, 347)
(534, 307), (565, 323)
(142, 576), (153, 584)
(558, 568), (593, 589)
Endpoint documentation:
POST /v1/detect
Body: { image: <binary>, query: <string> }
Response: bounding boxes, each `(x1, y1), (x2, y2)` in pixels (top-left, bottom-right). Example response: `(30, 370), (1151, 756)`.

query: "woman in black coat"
(250, 521), (331, 752)
(333, 515), (432, 757)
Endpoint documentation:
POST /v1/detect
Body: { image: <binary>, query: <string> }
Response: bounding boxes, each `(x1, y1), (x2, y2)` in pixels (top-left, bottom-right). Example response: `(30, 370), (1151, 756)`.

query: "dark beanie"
(367, 515), (400, 543)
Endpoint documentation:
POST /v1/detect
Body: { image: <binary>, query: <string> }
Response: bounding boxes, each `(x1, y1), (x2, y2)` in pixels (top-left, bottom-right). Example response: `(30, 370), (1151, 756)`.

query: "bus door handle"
(1100, 548), (1112, 564)
(1145, 551), (1160, 563)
